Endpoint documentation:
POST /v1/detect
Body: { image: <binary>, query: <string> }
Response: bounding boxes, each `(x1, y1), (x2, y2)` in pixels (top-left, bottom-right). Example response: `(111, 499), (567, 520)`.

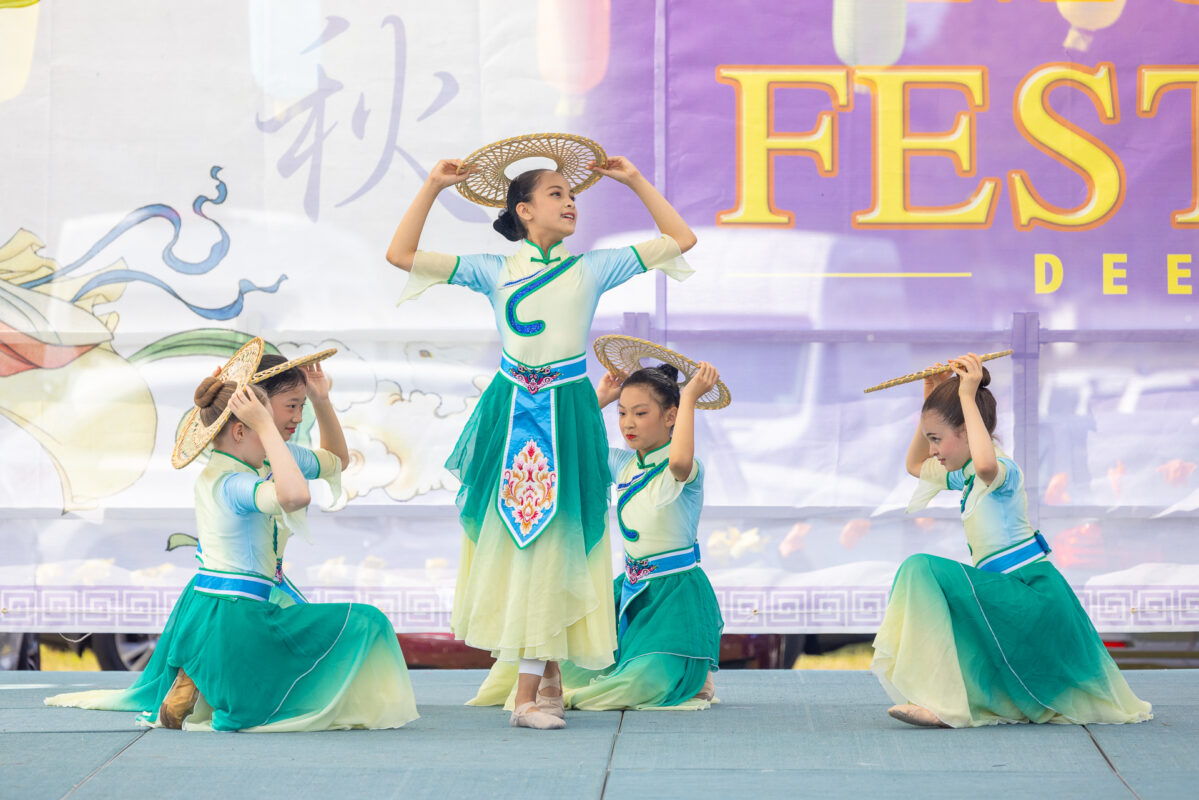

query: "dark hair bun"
(978, 366), (991, 390)
(653, 363), (680, 382)
(194, 377), (225, 408)
(493, 209), (524, 242)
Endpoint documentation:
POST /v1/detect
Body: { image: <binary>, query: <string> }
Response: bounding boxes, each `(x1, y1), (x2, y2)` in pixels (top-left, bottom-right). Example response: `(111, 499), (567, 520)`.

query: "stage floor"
(2, 669), (1194, 799)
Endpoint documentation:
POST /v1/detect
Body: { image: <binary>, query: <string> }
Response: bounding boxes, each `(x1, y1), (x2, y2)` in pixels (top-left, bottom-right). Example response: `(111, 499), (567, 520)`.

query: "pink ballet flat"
(510, 701), (566, 730)
(888, 704), (950, 728)
(536, 672), (565, 719)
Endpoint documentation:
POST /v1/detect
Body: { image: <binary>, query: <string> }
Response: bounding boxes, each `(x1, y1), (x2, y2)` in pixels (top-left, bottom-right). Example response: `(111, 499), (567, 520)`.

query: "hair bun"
(493, 209), (524, 242)
(978, 366), (992, 390)
(194, 377), (226, 408)
(653, 363), (680, 382)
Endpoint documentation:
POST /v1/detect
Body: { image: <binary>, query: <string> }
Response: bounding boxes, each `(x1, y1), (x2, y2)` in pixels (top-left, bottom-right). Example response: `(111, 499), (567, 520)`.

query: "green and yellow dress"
(400, 237), (692, 673)
(871, 448), (1152, 727)
(561, 443), (723, 710)
(45, 449), (418, 732)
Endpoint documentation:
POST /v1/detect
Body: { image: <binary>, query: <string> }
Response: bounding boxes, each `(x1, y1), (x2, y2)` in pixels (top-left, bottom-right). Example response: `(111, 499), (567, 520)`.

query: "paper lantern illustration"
(833, 0), (907, 73)
(248, 0), (321, 107)
(538, 0), (610, 117)
(1057, 0), (1127, 52)
(0, 1), (38, 103)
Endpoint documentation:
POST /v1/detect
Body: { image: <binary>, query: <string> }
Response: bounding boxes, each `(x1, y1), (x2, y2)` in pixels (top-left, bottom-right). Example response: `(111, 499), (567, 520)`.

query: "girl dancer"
(560, 362), (724, 709)
(47, 342), (417, 731)
(871, 353), (1151, 728)
(386, 152), (696, 729)
(251, 353), (348, 605)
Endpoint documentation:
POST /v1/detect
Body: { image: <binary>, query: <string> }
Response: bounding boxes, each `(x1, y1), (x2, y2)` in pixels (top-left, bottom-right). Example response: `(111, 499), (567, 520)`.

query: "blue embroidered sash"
(495, 352), (588, 548)
(976, 531), (1051, 573)
(193, 568), (274, 601)
(618, 543), (701, 636)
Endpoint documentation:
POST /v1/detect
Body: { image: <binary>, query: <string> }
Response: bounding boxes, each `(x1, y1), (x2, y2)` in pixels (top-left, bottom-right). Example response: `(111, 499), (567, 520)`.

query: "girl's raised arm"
(669, 363), (718, 482)
(589, 157), (697, 253)
(303, 363), (349, 470)
(595, 372), (622, 409)
(905, 365), (948, 477)
(228, 387), (311, 512)
(953, 353), (998, 485)
(385, 159), (472, 270)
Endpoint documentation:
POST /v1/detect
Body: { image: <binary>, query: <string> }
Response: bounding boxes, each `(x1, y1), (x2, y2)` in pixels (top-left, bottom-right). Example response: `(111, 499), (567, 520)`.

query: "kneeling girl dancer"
(47, 341), (417, 731)
(561, 361), (724, 709)
(871, 352), (1151, 728)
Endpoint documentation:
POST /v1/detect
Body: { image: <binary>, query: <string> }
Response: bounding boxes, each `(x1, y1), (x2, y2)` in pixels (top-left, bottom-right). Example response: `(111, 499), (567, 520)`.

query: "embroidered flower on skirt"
(625, 556), (658, 584)
(508, 364), (563, 394)
(500, 438), (558, 536)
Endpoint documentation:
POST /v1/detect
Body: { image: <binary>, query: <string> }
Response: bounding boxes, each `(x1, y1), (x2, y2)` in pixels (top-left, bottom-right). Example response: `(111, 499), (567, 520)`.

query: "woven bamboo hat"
(593, 335), (731, 410)
(456, 133), (608, 207)
(171, 337), (265, 469)
(251, 348), (337, 385)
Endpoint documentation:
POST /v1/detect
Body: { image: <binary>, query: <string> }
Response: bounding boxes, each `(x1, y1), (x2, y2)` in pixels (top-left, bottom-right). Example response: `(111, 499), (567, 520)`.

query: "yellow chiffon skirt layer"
(451, 509), (617, 670)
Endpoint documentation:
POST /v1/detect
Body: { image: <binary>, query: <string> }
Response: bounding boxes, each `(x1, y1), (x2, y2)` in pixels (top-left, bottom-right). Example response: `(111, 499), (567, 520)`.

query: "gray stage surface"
(2, 669), (1194, 799)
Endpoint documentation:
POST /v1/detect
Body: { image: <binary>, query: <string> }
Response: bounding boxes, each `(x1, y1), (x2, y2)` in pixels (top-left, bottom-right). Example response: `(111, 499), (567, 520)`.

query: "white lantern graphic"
(0, 0), (39, 104)
(538, 0), (610, 117)
(1057, 0), (1127, 52)
(833, 0), (907, 85)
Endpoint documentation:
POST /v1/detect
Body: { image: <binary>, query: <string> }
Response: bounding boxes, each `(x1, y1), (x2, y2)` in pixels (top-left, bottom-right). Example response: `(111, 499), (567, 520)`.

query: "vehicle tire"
(89, 633), (160, 671)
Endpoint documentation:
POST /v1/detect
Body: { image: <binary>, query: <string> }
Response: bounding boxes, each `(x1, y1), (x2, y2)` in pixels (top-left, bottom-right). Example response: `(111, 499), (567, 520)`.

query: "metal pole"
(1011, 311), (1041, 527)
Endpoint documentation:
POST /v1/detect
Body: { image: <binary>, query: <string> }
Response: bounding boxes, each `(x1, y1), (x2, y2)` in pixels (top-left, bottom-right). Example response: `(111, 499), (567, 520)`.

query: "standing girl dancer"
(560, 361), (724, 710)
(871, 353), (1151, 728)
(386, 151), (696, 729)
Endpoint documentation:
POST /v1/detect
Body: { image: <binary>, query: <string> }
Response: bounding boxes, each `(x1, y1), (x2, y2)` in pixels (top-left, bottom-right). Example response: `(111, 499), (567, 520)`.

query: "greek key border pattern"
(2, 585), (1197, 632)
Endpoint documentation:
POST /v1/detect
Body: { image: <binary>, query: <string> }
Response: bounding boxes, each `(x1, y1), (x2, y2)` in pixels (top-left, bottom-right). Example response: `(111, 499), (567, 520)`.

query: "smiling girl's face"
(517, 172), (577, 241)
(269, 386), (306, 441)
(618, 384), (677, 457)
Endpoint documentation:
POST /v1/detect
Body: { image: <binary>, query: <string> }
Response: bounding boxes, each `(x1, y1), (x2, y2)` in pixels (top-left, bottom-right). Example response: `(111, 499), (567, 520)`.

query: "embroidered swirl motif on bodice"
(617, 461), (670, 542)
(504, 255), (579, 336)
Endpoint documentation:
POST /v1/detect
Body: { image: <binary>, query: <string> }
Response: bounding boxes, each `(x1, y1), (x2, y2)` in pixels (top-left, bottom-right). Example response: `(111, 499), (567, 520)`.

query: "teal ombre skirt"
(561, 568), (724, 710)
(45, 577), (418, 731)
(447, 372), (619, 667)
(446, 372), (611, 554)
(871, 555), (1151, 727)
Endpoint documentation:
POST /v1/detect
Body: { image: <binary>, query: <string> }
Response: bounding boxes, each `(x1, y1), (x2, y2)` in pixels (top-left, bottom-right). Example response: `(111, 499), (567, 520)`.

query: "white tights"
(518, 658), (547, 677)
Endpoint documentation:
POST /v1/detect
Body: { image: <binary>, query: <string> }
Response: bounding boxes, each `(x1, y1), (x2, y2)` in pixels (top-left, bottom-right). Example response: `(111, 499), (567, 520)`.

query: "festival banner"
(1, 0), (1196, 637)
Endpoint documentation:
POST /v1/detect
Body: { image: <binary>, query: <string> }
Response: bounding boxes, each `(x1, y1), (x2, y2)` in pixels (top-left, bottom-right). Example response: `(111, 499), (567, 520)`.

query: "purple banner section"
(588, 0), (1199, 330)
